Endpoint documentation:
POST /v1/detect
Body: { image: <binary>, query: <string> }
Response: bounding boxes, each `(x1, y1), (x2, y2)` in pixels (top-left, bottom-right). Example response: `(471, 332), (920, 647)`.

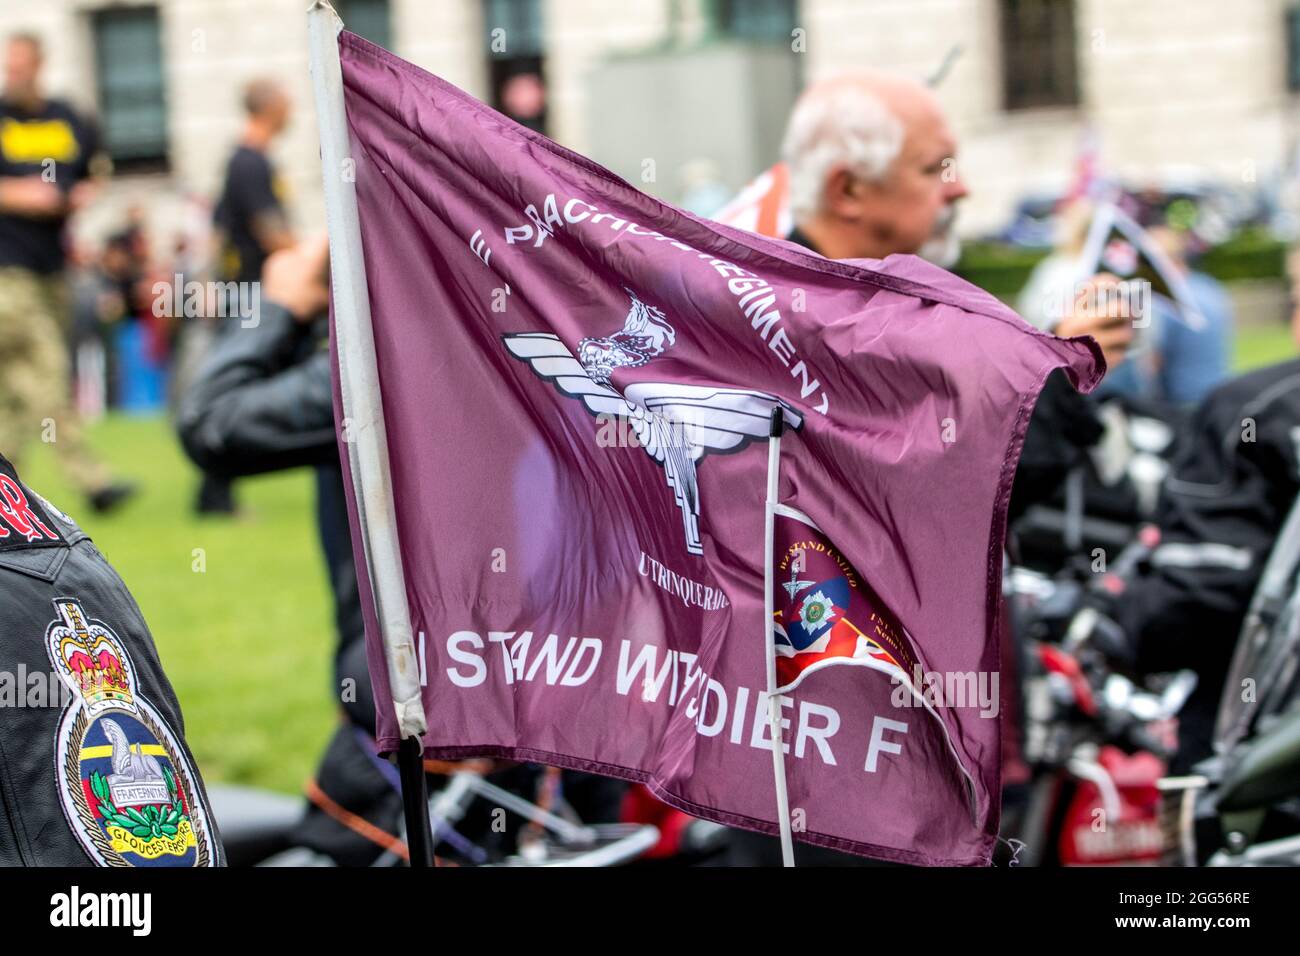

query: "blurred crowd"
(3, 17), (1300, 868)
(0, 31), (298, 514)
(1, 27), (1281, 515)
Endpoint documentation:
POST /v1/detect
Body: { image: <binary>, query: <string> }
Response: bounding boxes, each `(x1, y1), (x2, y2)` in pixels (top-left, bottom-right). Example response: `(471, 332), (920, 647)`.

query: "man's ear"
(822, 166), (865, 221)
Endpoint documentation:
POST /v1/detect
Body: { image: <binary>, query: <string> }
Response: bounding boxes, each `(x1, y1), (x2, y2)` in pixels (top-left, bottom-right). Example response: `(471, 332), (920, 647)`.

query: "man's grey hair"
(780, 81), (904, 220)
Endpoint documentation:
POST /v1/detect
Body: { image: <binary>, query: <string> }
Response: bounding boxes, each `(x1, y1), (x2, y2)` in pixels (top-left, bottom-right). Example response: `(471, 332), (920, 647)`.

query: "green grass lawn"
(14, 321), (1294, 797)
(1235, 321), (1296, 372)
(22, 418), (335, 795)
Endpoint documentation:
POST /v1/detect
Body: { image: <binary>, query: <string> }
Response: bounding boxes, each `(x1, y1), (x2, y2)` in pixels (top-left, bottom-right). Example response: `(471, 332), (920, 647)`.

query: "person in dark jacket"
(0, 452), (221, 865)
(176, 236), (392, 863)
(1099, 250), (1300, 773)
(1113, 356), (1300, 772)
(178, 239), (624, 864)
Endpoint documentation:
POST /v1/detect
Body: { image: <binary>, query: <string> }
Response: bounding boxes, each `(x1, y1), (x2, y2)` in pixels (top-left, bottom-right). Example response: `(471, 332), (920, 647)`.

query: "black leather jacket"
(176, 306), (370, 723)
(177, 308), (338, 476)
(0, 454), (222, 865)
(1116, 358), (1300, 770)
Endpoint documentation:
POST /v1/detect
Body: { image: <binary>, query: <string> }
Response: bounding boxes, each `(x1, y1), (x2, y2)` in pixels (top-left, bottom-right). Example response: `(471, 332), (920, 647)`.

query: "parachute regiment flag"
(314, 23), (1102, 865)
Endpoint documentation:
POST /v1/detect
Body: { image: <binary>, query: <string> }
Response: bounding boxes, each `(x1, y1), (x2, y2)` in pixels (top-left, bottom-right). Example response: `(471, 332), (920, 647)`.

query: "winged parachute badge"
(504, 290), (802, 555)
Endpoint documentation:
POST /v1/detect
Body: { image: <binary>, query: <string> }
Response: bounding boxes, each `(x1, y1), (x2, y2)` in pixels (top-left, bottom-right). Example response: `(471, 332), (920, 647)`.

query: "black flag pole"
(769, 405), (785, 440)
(398, 737), (436, 867)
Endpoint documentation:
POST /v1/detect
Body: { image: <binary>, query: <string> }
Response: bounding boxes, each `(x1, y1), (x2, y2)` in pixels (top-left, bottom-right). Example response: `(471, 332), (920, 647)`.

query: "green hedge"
(953, 243), (1049, 302)
(1197, 229), (1288, 282)
(955, 229), (1288, 302)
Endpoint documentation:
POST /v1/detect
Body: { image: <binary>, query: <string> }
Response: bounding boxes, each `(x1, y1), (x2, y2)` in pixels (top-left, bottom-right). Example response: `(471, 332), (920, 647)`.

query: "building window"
(1288, 4), (1300, 92)
(92, 6), (168, 168)
(336, 0), (392, 50)
(713, 0), (797, 44)
(483, 0), (547, 134)
(999, 0), (1079, 110)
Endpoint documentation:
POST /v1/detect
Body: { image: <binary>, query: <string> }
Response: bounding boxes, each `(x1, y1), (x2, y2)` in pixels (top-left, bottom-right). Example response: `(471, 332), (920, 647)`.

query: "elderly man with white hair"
(722, 68), (1128, 867)
(769, 69), (1129, 530)
(781, 69), (967, 265)
(776, 69), (1131, 368)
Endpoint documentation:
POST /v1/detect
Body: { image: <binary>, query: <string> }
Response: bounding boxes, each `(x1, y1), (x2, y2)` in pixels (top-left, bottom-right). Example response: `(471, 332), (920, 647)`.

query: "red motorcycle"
(1003, 545), (1195, 866)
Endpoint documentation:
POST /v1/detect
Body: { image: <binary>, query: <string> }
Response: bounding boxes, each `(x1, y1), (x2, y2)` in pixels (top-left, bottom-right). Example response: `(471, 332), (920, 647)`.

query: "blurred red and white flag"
(713, 162), (791, 239)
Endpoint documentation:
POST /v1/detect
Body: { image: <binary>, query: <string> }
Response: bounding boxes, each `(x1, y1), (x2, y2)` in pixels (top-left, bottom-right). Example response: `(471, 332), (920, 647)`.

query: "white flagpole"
(307, 2), (424, 741)
(764, 407), (795, 867)
(308, 0), (434, 866)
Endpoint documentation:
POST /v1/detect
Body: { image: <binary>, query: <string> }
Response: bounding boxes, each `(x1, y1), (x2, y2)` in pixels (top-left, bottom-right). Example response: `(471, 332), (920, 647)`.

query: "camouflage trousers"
(0, 266), (110, 495)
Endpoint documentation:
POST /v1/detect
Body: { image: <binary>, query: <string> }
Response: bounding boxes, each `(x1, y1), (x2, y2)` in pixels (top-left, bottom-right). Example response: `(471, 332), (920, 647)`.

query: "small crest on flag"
(770, 508), (917, 694)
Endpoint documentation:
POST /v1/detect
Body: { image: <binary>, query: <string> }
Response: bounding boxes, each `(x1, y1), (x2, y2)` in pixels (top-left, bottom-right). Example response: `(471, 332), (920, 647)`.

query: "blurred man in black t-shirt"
(213, 78), (294, 286)
(0, 31), (133, 512)
(196, 78), (295, 515)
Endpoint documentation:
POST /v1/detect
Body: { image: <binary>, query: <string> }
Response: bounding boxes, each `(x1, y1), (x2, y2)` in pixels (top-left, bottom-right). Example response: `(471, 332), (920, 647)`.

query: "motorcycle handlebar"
(1089, 523), (1161, 598)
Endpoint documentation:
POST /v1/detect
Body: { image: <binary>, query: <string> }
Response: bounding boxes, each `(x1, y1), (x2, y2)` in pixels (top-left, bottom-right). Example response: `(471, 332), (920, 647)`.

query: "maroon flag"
(320, 29), (1101, 865)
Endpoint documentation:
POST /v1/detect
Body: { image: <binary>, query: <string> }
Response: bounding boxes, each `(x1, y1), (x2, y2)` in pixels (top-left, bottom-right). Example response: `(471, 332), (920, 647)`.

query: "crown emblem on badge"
(46, 599), (136, 716)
